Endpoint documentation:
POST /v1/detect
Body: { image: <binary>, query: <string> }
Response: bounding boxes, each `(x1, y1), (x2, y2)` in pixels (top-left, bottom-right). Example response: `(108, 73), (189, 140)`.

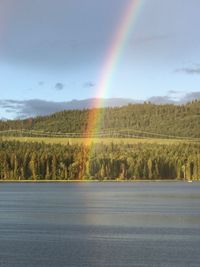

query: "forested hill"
(0, 101), (200, 138)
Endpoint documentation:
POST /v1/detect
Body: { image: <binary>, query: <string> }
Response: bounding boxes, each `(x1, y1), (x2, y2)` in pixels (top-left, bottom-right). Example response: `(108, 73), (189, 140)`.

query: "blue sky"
(0, 0), (200, 118)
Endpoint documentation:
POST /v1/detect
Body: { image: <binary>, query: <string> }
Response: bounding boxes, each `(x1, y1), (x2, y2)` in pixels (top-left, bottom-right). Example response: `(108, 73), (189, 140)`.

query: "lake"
(0, 182), (200, 267)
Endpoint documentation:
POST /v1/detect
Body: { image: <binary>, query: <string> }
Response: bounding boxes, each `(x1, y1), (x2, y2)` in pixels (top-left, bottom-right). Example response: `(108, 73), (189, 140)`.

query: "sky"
(0, 0), (200, 119)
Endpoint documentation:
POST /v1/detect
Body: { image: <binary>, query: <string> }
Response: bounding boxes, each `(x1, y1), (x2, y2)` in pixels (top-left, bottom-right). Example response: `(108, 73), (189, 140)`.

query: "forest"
(0, 101), (200, 138)
(0, 101), (200, 181)
(0, 140), (199, 181)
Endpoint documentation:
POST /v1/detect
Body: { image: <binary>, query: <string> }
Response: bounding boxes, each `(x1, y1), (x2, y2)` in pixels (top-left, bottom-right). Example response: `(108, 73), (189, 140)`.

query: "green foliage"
(0, 140), (199, 181)
(0, 101), (199, 181)
(0, 101), (200, 138)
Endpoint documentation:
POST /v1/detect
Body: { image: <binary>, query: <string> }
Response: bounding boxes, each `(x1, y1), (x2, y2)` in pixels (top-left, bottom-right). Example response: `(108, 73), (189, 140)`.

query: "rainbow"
(85, 0), (144, 142)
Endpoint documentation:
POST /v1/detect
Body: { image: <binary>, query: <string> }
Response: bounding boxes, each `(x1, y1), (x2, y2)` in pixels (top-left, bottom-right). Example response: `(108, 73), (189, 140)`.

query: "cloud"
(0, 117), (7, 121)
(55, 82), (65, 91)
(167, 90), (181, 94)
(147, 91), (200, 104)
(147, 96), (175, 104)
(38, 81), (44, 86)
(0, 99), (24, 109)
(0, 99), (68, 118)
(181, 91), (200, 102)
(175, 67), (200, 75)
(83, 81), (95, 88)
(0, 98), (137, 118)
(0, 92), (200, 119)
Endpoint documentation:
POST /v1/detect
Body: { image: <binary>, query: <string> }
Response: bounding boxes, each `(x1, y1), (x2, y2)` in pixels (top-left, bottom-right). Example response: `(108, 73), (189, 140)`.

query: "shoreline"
(0, 179), (197, 183)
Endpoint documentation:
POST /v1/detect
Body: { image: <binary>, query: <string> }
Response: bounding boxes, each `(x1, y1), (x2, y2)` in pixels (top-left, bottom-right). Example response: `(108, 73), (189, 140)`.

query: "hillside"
(0, 101), (200, 138)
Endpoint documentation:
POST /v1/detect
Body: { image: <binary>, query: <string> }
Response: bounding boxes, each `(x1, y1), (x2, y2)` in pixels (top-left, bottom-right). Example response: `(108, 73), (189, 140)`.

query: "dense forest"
(0, 101), (199, 181)
(0, 140), (199, 181)
(0, 101), (200, 138)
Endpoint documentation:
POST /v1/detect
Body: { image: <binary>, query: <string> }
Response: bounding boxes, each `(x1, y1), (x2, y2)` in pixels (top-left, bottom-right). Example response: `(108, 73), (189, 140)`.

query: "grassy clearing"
(1, 136), (198, 145)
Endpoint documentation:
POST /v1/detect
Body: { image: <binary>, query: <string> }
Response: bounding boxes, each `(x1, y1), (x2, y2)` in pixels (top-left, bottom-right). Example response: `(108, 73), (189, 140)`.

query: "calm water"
(0, 182), (200, 267)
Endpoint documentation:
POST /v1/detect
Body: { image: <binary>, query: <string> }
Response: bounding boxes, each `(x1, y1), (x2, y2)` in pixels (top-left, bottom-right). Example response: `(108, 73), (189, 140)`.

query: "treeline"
(0, 100), (200, 138)
(0, 140), (199, 181)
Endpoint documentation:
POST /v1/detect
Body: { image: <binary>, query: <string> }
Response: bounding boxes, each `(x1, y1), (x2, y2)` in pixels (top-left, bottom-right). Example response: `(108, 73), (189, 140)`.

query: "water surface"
(0, 182), (200, 266)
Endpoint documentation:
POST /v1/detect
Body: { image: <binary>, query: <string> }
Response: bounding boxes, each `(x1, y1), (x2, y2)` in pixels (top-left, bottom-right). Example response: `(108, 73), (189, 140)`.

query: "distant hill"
(0, 100), (200, 138)
(1, 94), (200, 119)
(62, 98), (138, 109)
(1, 98), (139, 119)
